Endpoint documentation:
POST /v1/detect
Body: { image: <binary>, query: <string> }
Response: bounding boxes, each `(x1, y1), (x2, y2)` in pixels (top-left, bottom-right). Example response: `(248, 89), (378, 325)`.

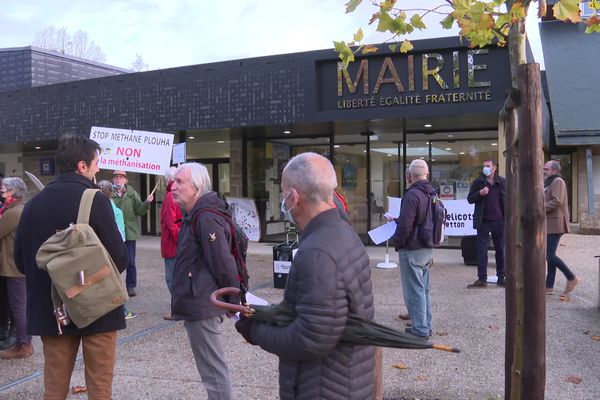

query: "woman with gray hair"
(0, 177), (33, 359)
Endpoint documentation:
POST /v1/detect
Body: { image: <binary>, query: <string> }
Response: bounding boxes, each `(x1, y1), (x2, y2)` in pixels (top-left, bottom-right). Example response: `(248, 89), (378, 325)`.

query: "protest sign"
(90, 126), (174, 175)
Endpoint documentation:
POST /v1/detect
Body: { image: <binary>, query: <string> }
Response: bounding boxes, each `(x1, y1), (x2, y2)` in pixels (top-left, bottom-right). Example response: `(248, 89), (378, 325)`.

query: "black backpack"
(416, 189), (447, 248)
(191, 209), (250, 303)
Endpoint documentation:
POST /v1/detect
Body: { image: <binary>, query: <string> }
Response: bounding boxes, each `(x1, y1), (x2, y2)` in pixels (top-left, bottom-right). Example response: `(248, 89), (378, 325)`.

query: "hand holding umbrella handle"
(210, 287), (254, 315)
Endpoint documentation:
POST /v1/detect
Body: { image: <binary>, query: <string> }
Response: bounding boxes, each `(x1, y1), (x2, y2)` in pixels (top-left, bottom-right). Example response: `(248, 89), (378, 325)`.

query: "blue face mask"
(281, 192), (295, 224)
(483, 166), (492, 176)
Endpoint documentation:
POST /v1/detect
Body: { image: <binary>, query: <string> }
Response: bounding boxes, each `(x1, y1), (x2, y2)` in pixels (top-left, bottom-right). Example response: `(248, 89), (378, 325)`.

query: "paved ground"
(1, 234), (599, 400)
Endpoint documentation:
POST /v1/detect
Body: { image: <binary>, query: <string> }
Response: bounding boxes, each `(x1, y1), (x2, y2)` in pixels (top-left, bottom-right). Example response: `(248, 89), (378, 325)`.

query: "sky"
(0, 0), (544, 70)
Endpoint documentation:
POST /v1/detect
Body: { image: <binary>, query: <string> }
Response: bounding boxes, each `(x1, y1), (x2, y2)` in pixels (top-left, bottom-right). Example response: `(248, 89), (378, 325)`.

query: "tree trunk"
(517, 63), (546, 400)
(504, 105), (518, 400)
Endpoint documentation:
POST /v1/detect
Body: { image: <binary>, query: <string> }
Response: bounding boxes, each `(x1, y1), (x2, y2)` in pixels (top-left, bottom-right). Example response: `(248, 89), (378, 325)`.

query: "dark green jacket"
(112, 185), (150, 241)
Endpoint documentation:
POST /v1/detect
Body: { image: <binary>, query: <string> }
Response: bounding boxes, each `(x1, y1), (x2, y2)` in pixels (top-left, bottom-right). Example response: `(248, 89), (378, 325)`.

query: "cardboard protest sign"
(90, 126), (174, 175)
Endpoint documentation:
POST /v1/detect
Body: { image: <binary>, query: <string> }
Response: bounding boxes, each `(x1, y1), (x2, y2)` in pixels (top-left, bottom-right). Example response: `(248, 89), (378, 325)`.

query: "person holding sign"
(112, 170), (154, 297)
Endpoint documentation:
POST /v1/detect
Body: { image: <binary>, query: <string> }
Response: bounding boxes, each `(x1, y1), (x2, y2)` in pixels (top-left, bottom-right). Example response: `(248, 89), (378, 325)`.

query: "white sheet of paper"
(368, 221), (397, 245)
(387, 196), (402, 218)
(245, 292), (269, 306)
(234, 292), (270, 321)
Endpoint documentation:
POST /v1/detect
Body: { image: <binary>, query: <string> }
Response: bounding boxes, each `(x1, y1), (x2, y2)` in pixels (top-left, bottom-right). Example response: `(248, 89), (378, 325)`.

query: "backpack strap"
(77, 189), (100, 224)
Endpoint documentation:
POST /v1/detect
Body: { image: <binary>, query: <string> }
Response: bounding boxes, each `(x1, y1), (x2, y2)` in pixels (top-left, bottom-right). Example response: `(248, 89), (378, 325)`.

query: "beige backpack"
(36, 189), (128, 332)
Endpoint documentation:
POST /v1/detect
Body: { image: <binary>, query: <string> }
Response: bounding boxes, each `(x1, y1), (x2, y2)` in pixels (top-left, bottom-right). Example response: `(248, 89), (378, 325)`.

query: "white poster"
(226, 197), (261, 242)
(172, 142), (186, 164)
(443, 199), (476, 236)
(90, 126), (174, 175)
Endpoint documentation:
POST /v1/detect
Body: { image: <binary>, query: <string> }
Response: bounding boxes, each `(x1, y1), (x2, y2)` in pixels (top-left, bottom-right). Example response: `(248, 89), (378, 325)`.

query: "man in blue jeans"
(467, 159), (506, 288)
(391, 159), (435, 340)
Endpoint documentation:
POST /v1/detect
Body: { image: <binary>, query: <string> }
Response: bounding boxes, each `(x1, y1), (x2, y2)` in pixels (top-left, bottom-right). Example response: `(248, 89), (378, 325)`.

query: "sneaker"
(0, 336), (16, 350)
(0, 343), (34, 359)
(127, 288), (137, 297)
(124, 310), (138, 320)
(564, 276), (580, 294)
(404, 327), (431, 341)
(467, 279), (488, 289)
(545, 288), (554, 295)
(497, 276), (506, 286)
(397, 313), (411, 321)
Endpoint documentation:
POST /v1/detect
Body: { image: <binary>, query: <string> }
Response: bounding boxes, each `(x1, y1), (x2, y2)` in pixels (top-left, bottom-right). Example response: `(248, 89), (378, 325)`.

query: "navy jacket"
(14, 173), (129, 336)
(392, 180), (435, 250)
(467, 173), (506, 230)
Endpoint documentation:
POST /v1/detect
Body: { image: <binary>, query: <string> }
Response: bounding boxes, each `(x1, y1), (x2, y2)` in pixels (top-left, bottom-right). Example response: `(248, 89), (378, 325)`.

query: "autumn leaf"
(400, 39), (414, 53)
(553, 0), (582, 23)
(478, 13), (496, 30)
(389, 43), (399, 52)
(585, 15), (600, 33)
(510, 1), (527, 22)
(440, 14), (455, 29)
(592, 335), (600, 341)
(380, 0), (397, 13)
(410, 14), (427, 30)
(361, 45), (379, 54)
(392, 362), (409, 370)
(333, 41), (355, 67)
(591, 0), (600, 11)
(71, 386), (87, 394)
(565, 375), (583, 384)
(354, 28), (364, 42)
(345, 0), (363, 14)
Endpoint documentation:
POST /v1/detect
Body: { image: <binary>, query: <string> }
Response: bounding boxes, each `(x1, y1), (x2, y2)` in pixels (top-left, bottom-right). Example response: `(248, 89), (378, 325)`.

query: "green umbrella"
(211, 287), (460, 353)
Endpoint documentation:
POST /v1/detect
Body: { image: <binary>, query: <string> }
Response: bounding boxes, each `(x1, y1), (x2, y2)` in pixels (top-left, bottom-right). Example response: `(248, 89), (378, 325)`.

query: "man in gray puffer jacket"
(235, 152), (375, 400)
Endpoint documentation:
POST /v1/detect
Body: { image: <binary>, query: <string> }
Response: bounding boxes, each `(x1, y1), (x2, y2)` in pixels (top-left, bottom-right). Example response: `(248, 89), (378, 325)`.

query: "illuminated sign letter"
(422, 53), (448, 90)
(338, 60), (369, 96)
(468, 49), (491, 88)
(373, 57), (404, 94)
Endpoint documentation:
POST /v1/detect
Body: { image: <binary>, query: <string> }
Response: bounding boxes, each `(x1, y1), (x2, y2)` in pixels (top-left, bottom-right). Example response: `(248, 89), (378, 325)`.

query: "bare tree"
(32, 26), (106, 63)
(131, 54), (149, 72)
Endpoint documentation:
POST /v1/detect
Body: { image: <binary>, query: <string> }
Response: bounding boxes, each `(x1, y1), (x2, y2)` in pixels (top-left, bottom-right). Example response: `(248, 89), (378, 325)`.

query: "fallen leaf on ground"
(437, 331), (448, 336)
(592, 336), (600, 341)
(565, 375), (583, 384)
(415, 375), (428, 382)
(559, 295), (571, 302)
(71, 386), (87, 394)
(391, 363), (409, 370)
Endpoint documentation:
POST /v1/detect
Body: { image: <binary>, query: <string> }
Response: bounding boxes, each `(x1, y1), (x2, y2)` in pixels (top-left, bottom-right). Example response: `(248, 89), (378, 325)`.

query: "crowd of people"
(0, 134), (583, 399)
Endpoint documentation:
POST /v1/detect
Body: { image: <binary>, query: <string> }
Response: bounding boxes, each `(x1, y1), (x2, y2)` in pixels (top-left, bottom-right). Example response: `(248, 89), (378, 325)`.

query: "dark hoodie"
(392, 180), (435, 250)
(171, 191), (240, 320)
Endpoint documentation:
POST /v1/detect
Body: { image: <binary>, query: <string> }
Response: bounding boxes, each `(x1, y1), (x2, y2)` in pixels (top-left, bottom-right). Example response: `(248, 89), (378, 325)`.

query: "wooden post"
(517, 63), (546, 400)
(503, 105), (518, 400)
(374, 347), (383, 400)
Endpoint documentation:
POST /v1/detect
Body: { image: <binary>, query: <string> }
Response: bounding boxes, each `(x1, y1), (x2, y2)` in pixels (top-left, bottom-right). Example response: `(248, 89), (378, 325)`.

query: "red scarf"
(0, 197), (17, 216)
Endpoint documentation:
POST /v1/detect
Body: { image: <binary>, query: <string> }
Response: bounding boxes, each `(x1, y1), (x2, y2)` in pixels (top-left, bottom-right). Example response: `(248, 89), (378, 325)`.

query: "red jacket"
(160, 181), (182, 258)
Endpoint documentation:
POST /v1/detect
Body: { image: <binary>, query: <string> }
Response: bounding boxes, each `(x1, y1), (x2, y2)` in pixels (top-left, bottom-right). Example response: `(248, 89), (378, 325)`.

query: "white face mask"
(280, 192), (295, 224)
(483, 166), (492, 176)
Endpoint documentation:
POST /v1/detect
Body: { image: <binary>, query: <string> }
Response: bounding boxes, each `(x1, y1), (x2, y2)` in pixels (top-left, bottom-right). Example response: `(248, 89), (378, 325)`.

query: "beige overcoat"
(545, 177), (570, 234)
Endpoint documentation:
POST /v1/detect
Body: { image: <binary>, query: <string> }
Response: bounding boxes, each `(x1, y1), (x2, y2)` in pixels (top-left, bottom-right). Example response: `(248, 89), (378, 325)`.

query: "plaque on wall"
(40, 158), (55, 176)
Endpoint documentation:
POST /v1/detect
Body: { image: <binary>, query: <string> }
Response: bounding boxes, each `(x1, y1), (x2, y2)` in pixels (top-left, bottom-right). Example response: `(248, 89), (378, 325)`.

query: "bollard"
(596, 256), (600, 310)
(374, 347), (382, 400)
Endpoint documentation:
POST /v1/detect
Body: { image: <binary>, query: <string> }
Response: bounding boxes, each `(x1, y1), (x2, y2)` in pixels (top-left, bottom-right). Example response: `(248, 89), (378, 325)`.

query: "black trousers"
(476, 220), (505, 280)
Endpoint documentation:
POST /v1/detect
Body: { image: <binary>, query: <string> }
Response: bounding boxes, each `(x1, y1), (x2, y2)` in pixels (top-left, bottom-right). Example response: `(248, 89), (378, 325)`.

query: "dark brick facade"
(0, 38), (511, 146)
(0, 46), (127, 94)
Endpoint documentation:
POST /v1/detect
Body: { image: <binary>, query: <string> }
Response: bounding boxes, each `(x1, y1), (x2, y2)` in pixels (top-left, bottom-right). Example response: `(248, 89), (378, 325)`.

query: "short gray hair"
(548, 160), (561, 173)
(177, 162), (212, 196)
(409, 159), (429, 180)
(2, 177), (27, 199)
(97, 180), (114, 195)
(165, 166), (178, 182)
(283, 152), (337, 203)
